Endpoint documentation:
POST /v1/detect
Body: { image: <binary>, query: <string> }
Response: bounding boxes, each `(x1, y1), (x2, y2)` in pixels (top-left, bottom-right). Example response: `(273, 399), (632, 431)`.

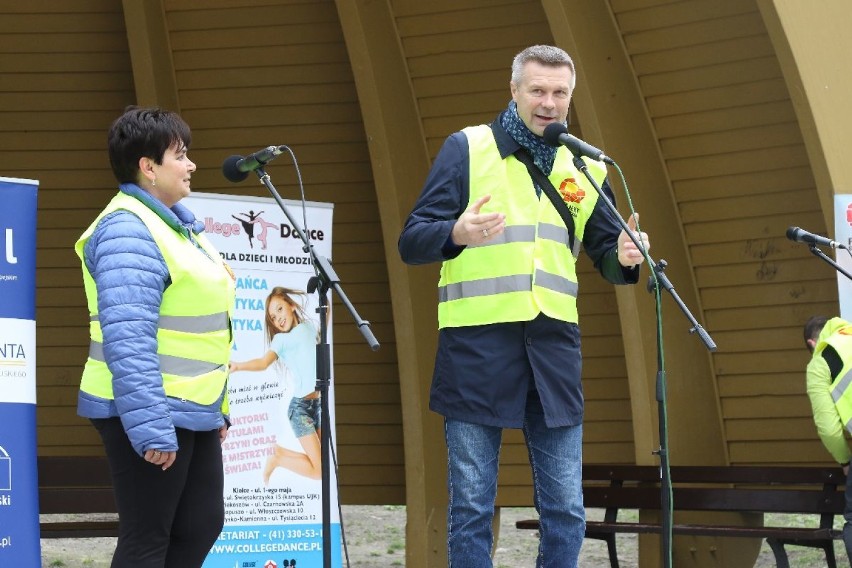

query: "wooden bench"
(38, 456), (119, 538)
(516, 464), (846, 568)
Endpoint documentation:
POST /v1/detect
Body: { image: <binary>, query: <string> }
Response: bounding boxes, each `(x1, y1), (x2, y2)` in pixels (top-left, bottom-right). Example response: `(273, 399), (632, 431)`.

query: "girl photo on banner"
(230, 286), (323, 484)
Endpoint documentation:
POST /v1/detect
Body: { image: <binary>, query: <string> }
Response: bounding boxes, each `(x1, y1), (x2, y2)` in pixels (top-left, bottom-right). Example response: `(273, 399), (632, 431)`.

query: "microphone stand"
(808, 244), (852, 281)
(251, 165), (380, 568)
(570, 155), (716, 568)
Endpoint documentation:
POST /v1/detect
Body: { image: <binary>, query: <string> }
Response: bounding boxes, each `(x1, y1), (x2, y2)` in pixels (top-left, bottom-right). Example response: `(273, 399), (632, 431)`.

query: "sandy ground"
(40, 506), (849, 567)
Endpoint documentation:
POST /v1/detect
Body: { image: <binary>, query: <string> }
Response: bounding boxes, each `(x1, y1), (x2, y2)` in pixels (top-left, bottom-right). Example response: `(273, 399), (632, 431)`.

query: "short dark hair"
(107, 106), (192, 184)
(804, 315), (829, 353)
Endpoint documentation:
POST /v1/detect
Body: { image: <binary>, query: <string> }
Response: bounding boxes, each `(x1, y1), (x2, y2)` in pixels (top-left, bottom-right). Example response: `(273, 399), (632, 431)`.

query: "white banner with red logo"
(834, 195), (852, 320)
(185, 193), (340, 568)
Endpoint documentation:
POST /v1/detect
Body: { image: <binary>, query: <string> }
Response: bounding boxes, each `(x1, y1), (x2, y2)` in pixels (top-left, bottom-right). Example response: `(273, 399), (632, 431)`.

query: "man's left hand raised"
(617, 213), (650, 267)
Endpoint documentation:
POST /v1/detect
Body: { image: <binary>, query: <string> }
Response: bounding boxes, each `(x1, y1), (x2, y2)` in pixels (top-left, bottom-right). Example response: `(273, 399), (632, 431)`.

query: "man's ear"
(807, 338), (817, 353)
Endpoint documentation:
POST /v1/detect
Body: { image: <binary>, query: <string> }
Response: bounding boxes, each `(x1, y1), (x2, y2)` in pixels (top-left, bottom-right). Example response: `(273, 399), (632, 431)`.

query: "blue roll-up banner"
(0, 177), (40, 565)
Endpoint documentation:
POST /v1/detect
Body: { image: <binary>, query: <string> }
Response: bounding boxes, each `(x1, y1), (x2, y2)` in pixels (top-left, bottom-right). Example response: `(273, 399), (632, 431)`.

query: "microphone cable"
(609, 159), (671, 568)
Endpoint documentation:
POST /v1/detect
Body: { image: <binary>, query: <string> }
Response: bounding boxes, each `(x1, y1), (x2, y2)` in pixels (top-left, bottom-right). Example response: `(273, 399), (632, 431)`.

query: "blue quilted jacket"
(77, 183), (228, 455)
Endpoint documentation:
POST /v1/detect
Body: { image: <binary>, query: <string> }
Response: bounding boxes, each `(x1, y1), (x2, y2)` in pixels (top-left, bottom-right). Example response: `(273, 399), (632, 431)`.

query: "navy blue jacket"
(398, 118), (639, 428)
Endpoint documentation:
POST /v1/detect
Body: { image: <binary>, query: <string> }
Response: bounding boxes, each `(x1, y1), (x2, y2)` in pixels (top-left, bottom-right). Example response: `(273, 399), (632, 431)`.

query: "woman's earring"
(152, 178), (157, 187)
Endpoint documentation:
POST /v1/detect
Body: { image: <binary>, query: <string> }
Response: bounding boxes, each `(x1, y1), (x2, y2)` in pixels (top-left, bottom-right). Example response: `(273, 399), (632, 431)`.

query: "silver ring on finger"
(482, 228), (488, 237)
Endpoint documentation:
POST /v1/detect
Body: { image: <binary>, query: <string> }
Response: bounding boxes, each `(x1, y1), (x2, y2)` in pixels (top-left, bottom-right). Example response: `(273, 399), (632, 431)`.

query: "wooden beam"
(542, 1), (729, 564)
(335, 1), (446, 566)
(757, 0), (852, 237)
(541, 0), (725, 465)
(121, 0), (179, 110)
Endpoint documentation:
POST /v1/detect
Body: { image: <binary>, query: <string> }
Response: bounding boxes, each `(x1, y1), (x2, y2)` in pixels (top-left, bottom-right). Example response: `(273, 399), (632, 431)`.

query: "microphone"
(542, 123), (614, 165)
(786, 226), (846, 249)
(222, 145), (286, 182)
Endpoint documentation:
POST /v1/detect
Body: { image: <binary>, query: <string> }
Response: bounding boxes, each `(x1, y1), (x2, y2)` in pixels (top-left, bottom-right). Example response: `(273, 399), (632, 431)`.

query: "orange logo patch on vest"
(558, 178), (585, 203)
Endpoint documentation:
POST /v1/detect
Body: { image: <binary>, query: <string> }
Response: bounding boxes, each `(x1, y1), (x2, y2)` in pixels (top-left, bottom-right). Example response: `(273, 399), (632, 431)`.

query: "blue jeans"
(444, 404), (585, 567)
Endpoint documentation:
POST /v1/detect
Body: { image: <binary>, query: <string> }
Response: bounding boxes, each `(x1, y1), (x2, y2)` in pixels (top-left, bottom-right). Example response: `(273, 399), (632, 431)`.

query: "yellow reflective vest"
(438, 124), (607, 328)
(813, 319), (852, 433)
(75, 193), (235, 412)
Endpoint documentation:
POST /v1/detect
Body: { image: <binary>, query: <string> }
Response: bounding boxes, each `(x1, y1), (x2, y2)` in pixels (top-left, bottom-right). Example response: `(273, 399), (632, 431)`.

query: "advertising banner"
(0, 177), (40, 566)
(834, 195), (852, 320)
(185, 193), (340, 568)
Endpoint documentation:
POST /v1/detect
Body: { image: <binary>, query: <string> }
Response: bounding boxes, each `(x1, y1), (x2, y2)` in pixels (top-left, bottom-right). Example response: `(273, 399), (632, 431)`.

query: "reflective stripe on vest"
(437, 124), (605, 328)
(160, 312), (229, 333)
(75, 192), (235, 407)
(464, 223), (574, 254)
(817, 326), (852, 433)
(466, 224), (536, 248)
(90, 312), (229, 334)
(88, 341), (225, 376)
(439, 269), (579, 303)
(831, 368), (852, 433)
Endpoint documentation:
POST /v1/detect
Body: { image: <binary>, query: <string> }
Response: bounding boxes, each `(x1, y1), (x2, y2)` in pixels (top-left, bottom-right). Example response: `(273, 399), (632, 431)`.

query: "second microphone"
(223, 145), (287, 182)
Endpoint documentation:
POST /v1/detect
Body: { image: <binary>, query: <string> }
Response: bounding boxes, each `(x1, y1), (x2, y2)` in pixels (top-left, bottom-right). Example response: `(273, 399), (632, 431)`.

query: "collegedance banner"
(0, 177), (40, 566)
(184, 193), (341, 568)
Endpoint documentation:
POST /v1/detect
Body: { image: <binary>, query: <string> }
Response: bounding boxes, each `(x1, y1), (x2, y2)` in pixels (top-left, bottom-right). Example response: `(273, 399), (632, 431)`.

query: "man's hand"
(618, 213), (650, 267)
(451, 195), (506, 246)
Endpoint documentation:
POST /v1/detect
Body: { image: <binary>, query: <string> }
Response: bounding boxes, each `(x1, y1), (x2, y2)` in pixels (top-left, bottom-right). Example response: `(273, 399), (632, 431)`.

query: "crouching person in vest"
(804, 315), (852, 561)
(399, 45), (650, 568)
(75, 106), (236, 568)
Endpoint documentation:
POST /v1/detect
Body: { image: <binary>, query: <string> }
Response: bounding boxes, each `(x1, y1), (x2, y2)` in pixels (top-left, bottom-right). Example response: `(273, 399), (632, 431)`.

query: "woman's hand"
(144, 448), (176, 471)
(229, 361), (241, 373)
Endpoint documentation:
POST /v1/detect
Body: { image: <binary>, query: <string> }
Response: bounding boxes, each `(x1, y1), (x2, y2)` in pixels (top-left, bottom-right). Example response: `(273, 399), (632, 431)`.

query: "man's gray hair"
(511, 45), (576, 89)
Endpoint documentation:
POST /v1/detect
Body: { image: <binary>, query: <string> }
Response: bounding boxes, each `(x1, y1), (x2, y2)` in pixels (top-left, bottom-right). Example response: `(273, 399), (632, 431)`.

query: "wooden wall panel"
(0, 0), (403, 504)
(0, 1), (136, 455)
(392, 0), (636, 507)
(610, 0), (834, 466)
(4, 0), (843, 541)
(161, 0), (402, 504)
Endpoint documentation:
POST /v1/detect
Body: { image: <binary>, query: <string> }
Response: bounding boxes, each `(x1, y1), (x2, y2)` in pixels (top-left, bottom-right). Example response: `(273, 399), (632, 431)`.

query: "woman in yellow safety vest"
(75, 106), (236, 567)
